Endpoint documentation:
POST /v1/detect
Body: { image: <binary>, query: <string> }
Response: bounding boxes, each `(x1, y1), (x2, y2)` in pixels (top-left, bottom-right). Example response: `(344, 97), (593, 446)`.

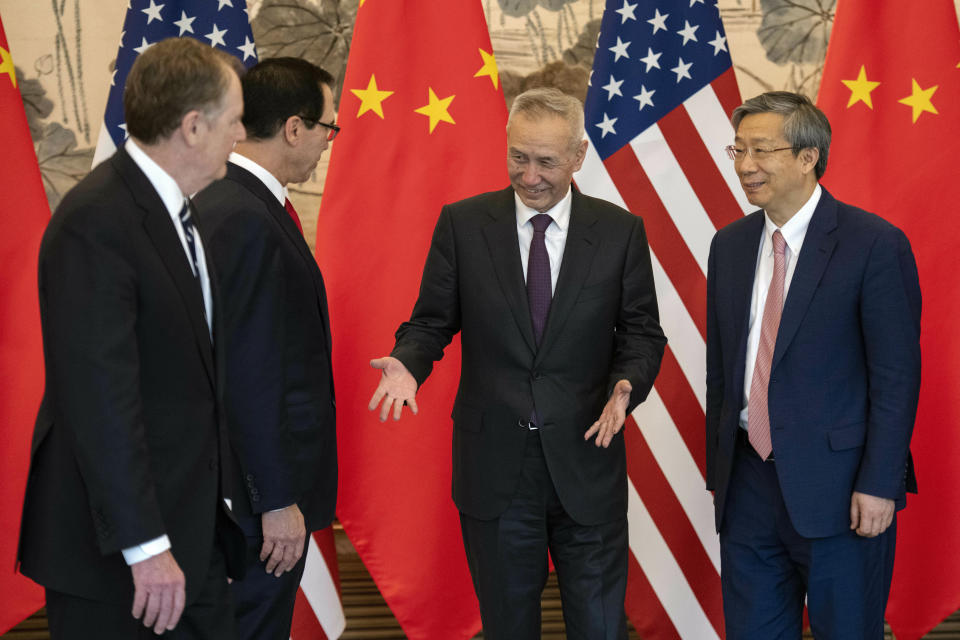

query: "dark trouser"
(720, 432), (896, 640)
(46, 544), (234, 640)
(230, 521), (309, 640)
(460, 428), (629, 640)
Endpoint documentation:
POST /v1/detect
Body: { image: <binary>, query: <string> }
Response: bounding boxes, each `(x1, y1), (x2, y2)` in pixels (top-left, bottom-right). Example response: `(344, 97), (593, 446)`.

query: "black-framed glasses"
(300, 115), (340, 141)
(724, 145), (795, 161)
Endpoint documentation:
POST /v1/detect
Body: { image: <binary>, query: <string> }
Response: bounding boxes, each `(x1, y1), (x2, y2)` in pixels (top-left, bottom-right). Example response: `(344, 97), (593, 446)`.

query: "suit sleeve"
(855, 225), (921, 499)
(391, 206), (462, 385)
(39, 221), (166, 554)
(704, 233), (722, 491)
(608, 214), (667, 414)
(205, 204), (298, 514)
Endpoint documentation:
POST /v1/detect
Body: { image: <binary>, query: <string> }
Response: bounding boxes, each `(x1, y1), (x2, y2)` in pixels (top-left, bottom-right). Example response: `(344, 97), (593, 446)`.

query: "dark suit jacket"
(194, 162), (336, 533)
(392, 186), (666, 526)
(705, 188), (921, 538)
(18, 147), (244, 604)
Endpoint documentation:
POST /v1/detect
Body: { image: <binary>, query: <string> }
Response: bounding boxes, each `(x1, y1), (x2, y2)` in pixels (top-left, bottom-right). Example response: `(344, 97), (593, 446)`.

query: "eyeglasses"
(724, 145), (795, 161)
(299, 115), (341, 141)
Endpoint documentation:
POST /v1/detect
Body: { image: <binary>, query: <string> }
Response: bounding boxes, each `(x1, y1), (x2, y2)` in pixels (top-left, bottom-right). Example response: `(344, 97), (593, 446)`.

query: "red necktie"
(284, 198), (303, 233)
(748, 229), (786, 460)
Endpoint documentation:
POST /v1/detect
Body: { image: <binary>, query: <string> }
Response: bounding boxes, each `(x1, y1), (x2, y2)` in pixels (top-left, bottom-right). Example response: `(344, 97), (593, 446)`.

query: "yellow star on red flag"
(474, 48), (499, 89)
(898, 78), (939, 123)
(350, 74), (394, 119)
(840, 65), (880, 108)
(0, 44), (17, 88)
(414, 87), (455, 133)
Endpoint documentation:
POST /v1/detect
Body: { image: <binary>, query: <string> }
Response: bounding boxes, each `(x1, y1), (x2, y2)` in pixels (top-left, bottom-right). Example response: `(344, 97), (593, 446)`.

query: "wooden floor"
(5, 528), (959, 639)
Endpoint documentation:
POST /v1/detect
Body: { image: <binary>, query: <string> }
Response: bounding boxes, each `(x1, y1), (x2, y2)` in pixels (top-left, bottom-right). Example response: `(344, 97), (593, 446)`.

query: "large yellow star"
(0, 44), (17, 88)
(898, 78), (939, 123)
(414, 88), (455, 133)
(350, 74), (394, 119)
(474, 48), (499, 90)
(840, 65), (879, 109)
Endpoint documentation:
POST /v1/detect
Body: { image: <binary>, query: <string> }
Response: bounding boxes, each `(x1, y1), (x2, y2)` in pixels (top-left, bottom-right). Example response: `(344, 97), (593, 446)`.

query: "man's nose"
(522, 164), (539, 185)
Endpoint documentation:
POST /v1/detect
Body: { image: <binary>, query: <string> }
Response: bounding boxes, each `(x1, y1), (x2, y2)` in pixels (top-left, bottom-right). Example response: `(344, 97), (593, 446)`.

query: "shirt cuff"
(121, 535), (171, 565)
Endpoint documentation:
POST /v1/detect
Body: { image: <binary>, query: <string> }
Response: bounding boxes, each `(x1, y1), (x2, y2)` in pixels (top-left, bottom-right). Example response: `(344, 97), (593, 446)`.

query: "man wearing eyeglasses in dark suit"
(706, 91), (921, 638)
(193, 57), (338, 640)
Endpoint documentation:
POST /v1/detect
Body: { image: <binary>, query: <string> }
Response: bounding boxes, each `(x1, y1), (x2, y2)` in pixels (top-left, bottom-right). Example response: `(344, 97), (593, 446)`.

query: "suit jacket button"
(208, 459), (218, 471)
(532, 371), (542, 380)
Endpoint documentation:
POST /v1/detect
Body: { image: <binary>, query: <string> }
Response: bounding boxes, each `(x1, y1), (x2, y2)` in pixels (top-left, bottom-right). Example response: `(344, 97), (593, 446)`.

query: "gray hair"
(508, 87), (585, 152)
(732, 91), (831, 179)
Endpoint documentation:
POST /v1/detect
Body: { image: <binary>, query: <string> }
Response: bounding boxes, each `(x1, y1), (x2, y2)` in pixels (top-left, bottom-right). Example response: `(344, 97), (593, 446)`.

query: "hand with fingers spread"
(368, 357), (419, 421)
(261, 503), (306, 576)
(584, 379), (633, 448)
(130, 551), (186, 635)
(850, 491), (895, 538)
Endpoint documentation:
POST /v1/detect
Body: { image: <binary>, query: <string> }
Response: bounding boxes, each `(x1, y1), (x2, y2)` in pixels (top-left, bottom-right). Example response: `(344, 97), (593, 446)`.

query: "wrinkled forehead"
(734, 112), (787, 143)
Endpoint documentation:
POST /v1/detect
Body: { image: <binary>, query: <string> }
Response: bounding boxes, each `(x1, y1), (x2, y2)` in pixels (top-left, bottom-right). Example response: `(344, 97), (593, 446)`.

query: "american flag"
(575, 1), (747, 637)
(92, 0), (260, 167)
(91, 3), (345, 638)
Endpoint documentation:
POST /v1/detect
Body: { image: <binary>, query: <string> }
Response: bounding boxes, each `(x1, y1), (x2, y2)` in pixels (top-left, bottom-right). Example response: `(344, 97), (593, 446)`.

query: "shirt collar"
(125, 138), (186, 216)
(514, 186), (572, 231)
(229, 152), (286, 205)
(763, 184), (821, 256)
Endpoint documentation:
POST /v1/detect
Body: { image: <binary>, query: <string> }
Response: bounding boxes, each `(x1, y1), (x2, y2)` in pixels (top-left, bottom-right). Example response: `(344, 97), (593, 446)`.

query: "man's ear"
(179, 109), (204, 147)
(799, 147), (820, 176)
(283, 115), (302, 147)
(572, 138), (588, 172)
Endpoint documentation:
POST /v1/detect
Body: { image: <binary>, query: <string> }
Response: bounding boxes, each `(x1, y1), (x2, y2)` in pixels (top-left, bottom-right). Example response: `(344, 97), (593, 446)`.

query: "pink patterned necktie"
(748, 229), (786, 460)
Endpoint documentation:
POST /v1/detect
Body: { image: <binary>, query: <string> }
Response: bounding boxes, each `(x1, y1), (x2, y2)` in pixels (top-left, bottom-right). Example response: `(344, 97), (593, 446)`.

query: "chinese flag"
(315, 1), (508, 639)
(817, 1), (960, 637)
(0, 14), (49, 634)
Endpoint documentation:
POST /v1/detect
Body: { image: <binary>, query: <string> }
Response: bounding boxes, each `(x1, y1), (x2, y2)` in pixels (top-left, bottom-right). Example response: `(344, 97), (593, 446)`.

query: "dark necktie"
(284, 198), (304, 233)
(527, 213), (553, 345)
(179, 200), (199, 278)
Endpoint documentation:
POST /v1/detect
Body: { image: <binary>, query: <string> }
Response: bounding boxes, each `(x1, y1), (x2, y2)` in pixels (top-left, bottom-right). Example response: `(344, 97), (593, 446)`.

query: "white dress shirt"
(229, 151), (286, 205)
(739, 184), (821, 429)
(125, 138), (213, 338)
(516, 187), (572, 294)
(120, 139), (216, 565)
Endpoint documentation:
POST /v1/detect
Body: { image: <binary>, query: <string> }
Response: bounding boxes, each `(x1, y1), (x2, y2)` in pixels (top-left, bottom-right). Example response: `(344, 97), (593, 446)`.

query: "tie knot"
(531, 214), (552, 234)
(772, 229), (786, 255)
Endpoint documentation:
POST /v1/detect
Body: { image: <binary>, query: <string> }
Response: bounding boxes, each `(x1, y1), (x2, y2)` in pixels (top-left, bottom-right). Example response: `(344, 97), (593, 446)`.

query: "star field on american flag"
(102, 0), (257, 149)
(585, 0), (731, 158)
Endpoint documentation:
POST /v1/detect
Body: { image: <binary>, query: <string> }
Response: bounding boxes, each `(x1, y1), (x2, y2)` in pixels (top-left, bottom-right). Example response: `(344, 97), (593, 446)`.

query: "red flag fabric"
(0, 14), (49, 634)
(315, 1), (508, 638)
(817, 2), (960, 638)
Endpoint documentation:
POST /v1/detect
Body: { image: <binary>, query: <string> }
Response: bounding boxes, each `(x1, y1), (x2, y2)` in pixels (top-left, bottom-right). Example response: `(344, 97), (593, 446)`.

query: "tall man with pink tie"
(706, 91), (921, 638)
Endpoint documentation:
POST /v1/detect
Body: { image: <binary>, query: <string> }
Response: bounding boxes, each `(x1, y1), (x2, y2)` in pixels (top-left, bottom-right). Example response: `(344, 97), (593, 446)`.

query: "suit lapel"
(534, 190), (598, 363)
(112, 148), (215, 388)
(227, 163), (335, 364)
(772, 189), (838, 370)
(482, 187), (537, 354)
(730, 212), (765, 388)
